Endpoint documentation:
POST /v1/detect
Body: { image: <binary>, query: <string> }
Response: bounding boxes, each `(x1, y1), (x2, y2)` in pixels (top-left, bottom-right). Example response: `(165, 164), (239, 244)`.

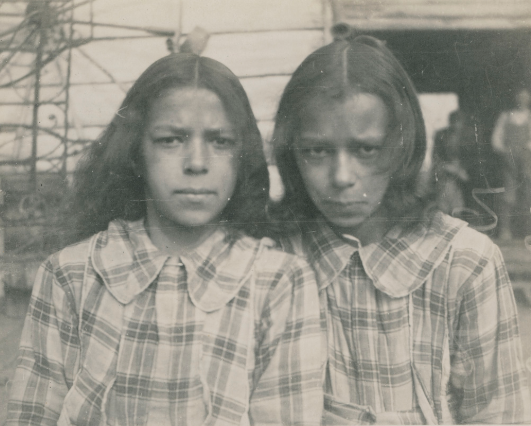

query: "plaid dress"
(283, 212), (531, 424)
(7, 219), (323, 426)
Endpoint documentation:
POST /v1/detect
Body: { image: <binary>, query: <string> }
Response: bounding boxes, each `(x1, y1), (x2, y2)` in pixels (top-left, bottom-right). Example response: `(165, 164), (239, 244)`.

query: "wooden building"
(179, 0), (531, 186)
(332, 0), (531, 289)
(331, 0), (531, 172)
(1, 0), (531, 292)
(4, 0), (529, 173)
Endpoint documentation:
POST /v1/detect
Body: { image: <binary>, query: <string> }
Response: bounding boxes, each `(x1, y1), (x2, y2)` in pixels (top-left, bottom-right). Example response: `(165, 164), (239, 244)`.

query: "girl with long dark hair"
(8, 54), (322, 426)
(272, 25), (530, 424)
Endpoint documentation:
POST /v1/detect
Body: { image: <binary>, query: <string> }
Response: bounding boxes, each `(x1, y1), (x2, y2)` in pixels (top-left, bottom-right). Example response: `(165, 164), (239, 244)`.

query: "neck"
(145, 209), (219, 257)
(330, 208), (391, 246)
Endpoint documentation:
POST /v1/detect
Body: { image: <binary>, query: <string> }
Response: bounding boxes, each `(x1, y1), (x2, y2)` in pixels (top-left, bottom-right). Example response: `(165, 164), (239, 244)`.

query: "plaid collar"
(91, 219), (272, 311)
(304, 212), (467, 298)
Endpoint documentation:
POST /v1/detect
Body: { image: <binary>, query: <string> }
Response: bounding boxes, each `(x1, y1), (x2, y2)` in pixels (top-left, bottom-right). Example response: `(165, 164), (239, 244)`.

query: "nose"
(332, 150), (357, 188)
(184, 137), (208, 174)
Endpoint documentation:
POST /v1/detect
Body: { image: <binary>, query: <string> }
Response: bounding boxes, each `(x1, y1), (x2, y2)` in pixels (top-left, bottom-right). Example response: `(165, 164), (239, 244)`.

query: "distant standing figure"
(432, 110), (470, 214)
(492, 88), (531, 239)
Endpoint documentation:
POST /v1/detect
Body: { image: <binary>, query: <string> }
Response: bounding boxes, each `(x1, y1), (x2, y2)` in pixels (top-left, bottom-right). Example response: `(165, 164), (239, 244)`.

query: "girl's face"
(294, 92), (391, 241)
(141, 87), (239, 231)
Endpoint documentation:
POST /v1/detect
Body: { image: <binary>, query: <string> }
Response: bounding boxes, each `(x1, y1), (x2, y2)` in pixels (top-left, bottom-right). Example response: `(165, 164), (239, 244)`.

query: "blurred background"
(1, 0), (531, 422)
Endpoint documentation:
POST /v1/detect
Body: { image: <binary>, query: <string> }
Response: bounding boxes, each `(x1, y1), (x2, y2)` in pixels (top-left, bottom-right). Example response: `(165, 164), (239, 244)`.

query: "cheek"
(369, 175), (390, 199)
(146, 154), (172, 182)
(218, 153), (239, 194)
(294, 153), (312, 179)
(230, 154), (239, 178)
(295, 157), (327, 192)
(141, 152), (179, 195)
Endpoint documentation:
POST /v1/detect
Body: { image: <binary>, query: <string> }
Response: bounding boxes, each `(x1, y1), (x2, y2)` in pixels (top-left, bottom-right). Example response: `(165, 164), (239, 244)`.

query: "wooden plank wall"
(335, 0), (531, 30)
(0, 0), (330, 172)
(184, 0), (330, 160)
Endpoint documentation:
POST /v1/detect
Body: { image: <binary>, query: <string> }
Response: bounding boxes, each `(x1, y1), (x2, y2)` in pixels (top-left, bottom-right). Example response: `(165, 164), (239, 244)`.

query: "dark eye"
(211, 136), (236, 149)
(355, 144), (380, 159)
(154, 136), (185, 145)
(299, 146), (333, 158)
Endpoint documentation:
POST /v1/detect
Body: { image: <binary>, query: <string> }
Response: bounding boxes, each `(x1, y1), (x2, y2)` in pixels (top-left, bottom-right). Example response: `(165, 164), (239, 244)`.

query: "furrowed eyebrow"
(298, 135), (383, 145)
(204, 129), (235, 137)
(296, 137), (334, 146)
(150, 125), (188, 133)
(298, 133), (331, 141)
(350, 138), (385, 145)
(149, 126), (235, 137)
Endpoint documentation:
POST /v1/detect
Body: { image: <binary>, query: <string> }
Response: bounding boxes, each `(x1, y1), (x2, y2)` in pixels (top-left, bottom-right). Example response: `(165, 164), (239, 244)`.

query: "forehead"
(299, 92), (389, 139)
(147, 87), (231, 127)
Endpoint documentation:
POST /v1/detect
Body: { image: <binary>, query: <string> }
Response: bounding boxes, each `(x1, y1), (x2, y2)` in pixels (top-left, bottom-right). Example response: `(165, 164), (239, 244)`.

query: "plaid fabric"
(285, 212), (531, 424)
(7, 219), (322, 426)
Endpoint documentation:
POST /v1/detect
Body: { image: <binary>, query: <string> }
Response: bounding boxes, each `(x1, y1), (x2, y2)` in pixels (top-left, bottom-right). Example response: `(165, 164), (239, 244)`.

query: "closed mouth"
(325, 200), (366, 206)
(175, 189), (217, 195)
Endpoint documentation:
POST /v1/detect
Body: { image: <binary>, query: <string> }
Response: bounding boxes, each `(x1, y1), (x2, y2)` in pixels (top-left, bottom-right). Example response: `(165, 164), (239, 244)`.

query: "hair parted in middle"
(272, 24), (429, 230)
(66, 53), (269, 243)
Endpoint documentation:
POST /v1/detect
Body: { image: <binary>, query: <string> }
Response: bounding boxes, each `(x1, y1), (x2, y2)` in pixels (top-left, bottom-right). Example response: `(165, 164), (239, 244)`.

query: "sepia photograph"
(1, 0), (531, 424)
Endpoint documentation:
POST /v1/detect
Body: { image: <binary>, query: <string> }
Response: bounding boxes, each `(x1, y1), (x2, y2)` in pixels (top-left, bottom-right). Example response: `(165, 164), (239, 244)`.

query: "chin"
(324, 215), (365, 229)
(333, 221), (366, 230)
(169, 214), (218, 229)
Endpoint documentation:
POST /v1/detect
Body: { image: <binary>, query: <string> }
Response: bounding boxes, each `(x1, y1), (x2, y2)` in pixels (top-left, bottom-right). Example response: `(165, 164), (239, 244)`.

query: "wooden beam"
(342, 18), (531, 30)
(337, 0), (531, 30)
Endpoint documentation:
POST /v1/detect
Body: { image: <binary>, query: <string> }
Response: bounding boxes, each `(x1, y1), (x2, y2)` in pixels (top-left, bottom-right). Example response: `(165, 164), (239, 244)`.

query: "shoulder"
(424, 211), (500, 270)
(276, 232), (305, 258)
(435, 218), (508, 298)
(250, 236), (316, 296)
(449, 224), (498, 259)
(433, 213), (500, 277)
(249, 237), (319, 323)
(43, 220), (131, 289)
(255, 237), (313, 279)
(45, 236), (95, 279)
(260, 243), (312, 276)
(46, 220), (129, 275)
(47, 219), (131, 270)
(29, 235), (96, 315)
